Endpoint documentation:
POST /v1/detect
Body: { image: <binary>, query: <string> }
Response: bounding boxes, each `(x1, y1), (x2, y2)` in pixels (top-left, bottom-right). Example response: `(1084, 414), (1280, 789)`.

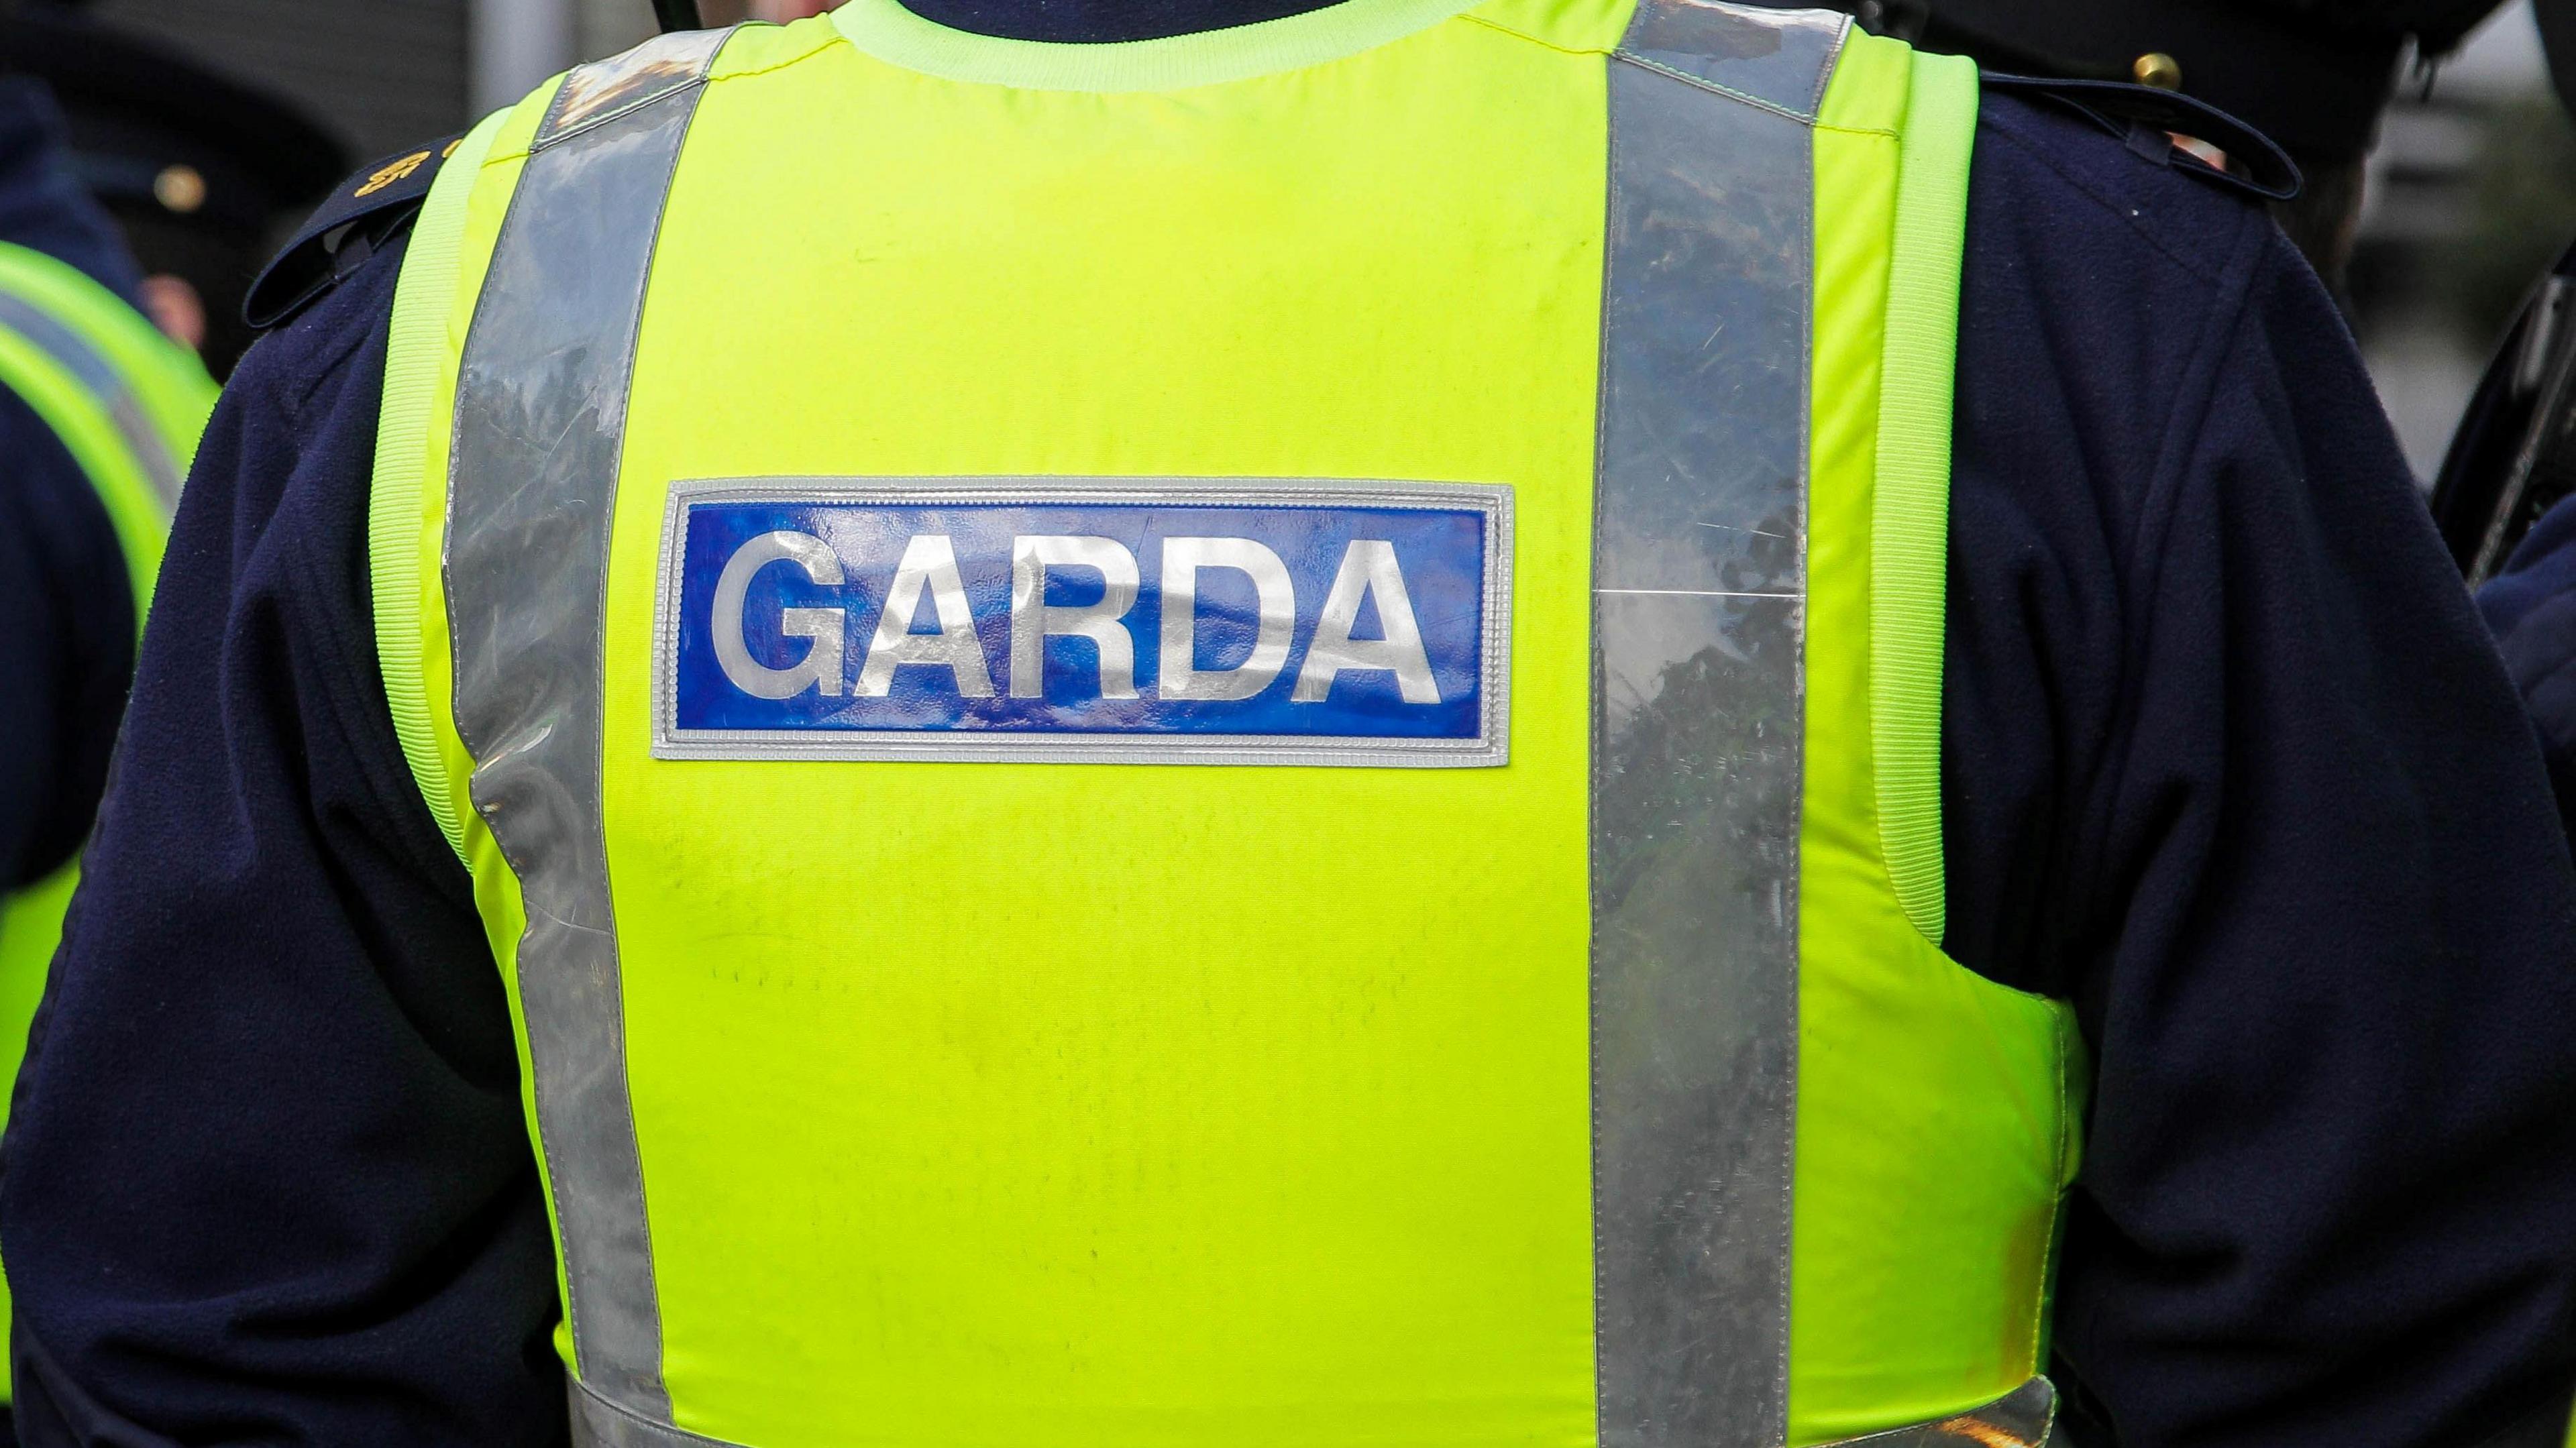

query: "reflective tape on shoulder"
(1593, 3), (1841, 1445)
(443, 29), (735, 1431)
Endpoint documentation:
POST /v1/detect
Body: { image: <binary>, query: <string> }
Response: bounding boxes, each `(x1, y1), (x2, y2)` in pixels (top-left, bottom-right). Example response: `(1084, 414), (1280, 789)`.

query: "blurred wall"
(85, 0), (467, 158)
(2344, 0), (2569, 480)
(78, 0), (668, 162)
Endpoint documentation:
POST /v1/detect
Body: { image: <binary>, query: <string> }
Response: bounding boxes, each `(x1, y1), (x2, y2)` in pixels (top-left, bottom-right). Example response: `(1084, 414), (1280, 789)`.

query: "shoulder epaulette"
(243, 133), (466, 331)
(1983, 74), (2303, 204)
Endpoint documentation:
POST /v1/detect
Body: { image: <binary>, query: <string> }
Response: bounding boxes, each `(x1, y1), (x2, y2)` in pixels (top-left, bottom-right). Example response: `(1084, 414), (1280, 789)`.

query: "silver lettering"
(710, 531), (845, 700)
(1292, 539), (1440, 704)
(857, 534), (996, 699)
(1158, 537), (1294, 702)
(1009, 536), (1141, 701)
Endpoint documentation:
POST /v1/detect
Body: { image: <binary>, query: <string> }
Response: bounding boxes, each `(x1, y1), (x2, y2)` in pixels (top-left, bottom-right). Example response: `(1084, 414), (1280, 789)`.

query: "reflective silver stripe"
(1820, 1378), (2063, 1448)
(543, 27), (735, 144)
(0, 291), (186, 510)
(1617, 1), (1847, 119)
(445, 30), (731, 1427)
(1592, 4), (1841, 1445)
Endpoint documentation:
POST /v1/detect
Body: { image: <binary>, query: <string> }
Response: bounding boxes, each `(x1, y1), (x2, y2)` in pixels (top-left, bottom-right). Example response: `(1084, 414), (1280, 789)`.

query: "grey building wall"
(583, 0), (659, 64)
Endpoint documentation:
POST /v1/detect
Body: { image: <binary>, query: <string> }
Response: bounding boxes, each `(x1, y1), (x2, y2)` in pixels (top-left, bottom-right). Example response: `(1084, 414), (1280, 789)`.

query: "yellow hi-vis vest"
(372, 3), (2085, 1444)
(0, 241), (215, 1400)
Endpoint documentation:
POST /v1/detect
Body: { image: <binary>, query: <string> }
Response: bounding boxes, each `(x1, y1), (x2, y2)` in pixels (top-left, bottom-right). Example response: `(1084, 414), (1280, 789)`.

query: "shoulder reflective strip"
(1594, 3), (1837, 1445)
(0, 290), (186, 512)
(1615, 0), (1848, 119)
(570, 1376), (744, 1448)
(1819, 1377), (2060, 1447)
(540, 27), (737, 146)
(445, 30), (733, 1428)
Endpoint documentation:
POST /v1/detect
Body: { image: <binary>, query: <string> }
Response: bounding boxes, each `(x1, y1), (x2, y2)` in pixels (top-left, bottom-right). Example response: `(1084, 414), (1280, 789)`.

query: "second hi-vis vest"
(0, 240), (215, 1400)
(374, 3), (2085, 1444)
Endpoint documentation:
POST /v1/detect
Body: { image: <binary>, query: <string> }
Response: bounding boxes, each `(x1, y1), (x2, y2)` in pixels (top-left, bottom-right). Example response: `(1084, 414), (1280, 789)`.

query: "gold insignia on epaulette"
(356, 150), (433, 199)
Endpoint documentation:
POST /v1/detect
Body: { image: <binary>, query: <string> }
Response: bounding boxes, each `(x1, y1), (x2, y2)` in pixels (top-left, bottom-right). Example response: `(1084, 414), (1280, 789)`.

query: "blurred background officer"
(0, 2), (217, 1442)
(9, 6), (2576, 1448)
(0, 1), (345, 376)
(1804, 0), (2509, 288)
(2441, 0), (2576, 842)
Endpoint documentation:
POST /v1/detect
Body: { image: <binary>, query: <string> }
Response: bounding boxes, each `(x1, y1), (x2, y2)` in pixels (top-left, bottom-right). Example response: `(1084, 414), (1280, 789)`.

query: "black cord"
(652, 0), (705, 31)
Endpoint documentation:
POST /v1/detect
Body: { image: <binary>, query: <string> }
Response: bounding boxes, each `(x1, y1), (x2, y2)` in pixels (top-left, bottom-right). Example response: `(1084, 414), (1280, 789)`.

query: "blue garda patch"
(653, 480), (1512, 767)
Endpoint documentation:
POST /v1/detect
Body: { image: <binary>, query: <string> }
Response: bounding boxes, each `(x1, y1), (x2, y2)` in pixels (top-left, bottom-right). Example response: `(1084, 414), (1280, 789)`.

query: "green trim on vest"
(1870, 48), (1974, 948)
(0, 240), (214, 1405)
(374, 106), (514, 868)
(1791, 32), (2078, 1441)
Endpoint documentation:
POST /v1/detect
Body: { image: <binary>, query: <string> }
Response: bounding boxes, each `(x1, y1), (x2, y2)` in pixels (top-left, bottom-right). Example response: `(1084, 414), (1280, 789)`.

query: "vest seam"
(1778, 50), (1817, 1431)
(1452, 12), (1612, 58)
(1816, 121), (1900, 140)
(1460, 12), (1837, 131)
(1586, 60), (1619, 1444)
(706, 27), (852, 86)
(1803, 11), (1851, 115)
(441, 72), (694, 1414)
(1610, 52), (1816, 126)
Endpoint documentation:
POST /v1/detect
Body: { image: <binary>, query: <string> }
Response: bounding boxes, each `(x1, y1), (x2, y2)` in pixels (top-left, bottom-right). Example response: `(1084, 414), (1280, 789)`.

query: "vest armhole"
(1868, 48), (1976, 948)
(372, 109), (511, 869)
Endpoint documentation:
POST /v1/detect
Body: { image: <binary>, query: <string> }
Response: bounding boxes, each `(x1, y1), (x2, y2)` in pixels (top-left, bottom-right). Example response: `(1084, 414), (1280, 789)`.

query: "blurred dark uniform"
(0, 1), (346, 378)
(2445, 0), (2576, 842)
(0, 56), (214, 1448)
(0, 11), (339, 1445)
(1805, 0), (2506, 286)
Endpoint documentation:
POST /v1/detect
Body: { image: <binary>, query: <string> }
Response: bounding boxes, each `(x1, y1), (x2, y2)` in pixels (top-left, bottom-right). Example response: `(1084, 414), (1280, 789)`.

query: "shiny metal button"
(2133, 51), (2183, 90)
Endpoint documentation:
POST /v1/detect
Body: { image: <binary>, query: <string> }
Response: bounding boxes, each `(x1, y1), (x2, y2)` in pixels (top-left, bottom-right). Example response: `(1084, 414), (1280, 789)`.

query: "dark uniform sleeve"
(0, 239), (568, 1448)
(1942, 97), (2576, 1448)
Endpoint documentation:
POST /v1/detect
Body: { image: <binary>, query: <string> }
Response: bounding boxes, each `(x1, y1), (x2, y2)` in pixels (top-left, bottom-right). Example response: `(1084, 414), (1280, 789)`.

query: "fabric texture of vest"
(0, 239), (214, 1400)
(372, 4), (2085, 1443)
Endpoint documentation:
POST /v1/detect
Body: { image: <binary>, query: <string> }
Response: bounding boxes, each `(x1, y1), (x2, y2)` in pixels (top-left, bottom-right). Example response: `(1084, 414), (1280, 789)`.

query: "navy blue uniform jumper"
(7, 9), (2576, 1447)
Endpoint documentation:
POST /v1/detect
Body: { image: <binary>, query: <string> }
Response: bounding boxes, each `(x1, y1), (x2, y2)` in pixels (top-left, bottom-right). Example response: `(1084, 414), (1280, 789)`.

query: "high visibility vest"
(0, 240), (215, 1400)
(373, 3), (2084, 1444)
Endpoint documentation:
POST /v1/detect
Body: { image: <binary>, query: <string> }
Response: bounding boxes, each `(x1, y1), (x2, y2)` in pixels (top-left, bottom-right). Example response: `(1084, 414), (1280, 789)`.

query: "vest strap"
(1592, 4), (1844, 1441)
(443, 26), (736, 1433)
